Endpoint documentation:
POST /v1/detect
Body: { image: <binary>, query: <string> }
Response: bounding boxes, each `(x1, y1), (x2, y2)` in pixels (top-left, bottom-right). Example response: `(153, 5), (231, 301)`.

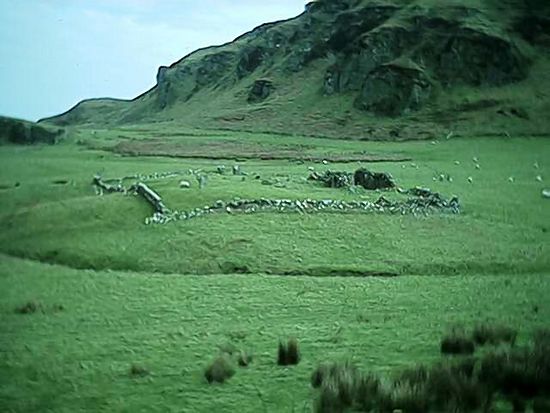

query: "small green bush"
(129, 364), (149, 377)
(204, 356), (235, 384)
(277, 338), (300, 366)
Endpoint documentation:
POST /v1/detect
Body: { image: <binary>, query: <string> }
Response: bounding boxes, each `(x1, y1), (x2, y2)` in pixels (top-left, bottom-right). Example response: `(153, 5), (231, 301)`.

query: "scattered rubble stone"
(92, 175), (125, 195)
(543, 189), (550, 199)
(179, 180), (191, 188)
(309, 170), (353, 188)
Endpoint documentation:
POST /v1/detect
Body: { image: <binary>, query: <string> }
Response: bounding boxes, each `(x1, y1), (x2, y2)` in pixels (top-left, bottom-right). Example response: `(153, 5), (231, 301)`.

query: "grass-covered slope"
(1, 131), (548, 276)
(1, 126), (549, 412)
(40, 0), (550, 139)
(1, 253), (549, 412)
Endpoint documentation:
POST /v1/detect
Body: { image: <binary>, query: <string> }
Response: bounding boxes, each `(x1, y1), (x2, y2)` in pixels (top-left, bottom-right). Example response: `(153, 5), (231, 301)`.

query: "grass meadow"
(1, 128), (549, 411)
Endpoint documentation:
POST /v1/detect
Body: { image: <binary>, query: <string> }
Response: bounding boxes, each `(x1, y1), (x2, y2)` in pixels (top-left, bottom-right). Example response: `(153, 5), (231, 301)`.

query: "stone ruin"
(90, 172), (459, 226)
(354, 168), (395, 190)
(92, 175), (125, 195)
(147, 188), (460, 225)
(309, 168), (395, 190)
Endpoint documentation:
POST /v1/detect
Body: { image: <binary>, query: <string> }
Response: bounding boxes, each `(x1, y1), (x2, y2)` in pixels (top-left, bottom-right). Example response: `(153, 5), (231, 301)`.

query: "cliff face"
(41, 0), (550, 138)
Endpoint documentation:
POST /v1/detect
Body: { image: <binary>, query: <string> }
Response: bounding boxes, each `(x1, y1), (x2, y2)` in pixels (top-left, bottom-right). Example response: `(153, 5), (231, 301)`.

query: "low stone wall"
(130, 183), (170, 214)
(144, 190), (460, 225)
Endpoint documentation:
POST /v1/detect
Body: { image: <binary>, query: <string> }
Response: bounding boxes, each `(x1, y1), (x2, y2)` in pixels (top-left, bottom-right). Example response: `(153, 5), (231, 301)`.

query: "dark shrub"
(479, 349), (540, 399)
(129, 364), (149, 377)
(311, 363), (330, 388)
(441, 331), (476, 355)
(277, 338), (300, 366)
(354, 373), (382, 412)
(533, 397), (550, 413)
(287, 338), (300, 365)
(534, 328), (550, 349)
(277, 341), (287, 366)
(396, 365), (429, 386)
(472, 323), (518, 346)
(52, 304), (65, 312)
(425, 361), (488, 412)
(317, 379), (345, 413)
(451, 356), (477, 379)
(509, 394), (527, 412)
(204, 356), (235, 384)
(313, 362), (368, 413)
(389, 382), (429, 413)
(15, 301), (41, 314)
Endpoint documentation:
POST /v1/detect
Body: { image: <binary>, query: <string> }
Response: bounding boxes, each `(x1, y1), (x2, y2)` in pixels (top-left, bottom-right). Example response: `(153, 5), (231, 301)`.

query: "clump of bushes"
(472, 323), (518, 346)
(278, 338), (300, 366)
(441, 329), (476, 355)
(312, 361), (488, 413)
(311, 327), (550, 412)
(312, 361), (382, 413)
(204, 356), (235, 384)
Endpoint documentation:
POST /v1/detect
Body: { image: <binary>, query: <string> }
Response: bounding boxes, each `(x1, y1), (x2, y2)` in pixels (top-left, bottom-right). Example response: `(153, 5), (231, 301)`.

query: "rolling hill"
(40, 0), (550, 140)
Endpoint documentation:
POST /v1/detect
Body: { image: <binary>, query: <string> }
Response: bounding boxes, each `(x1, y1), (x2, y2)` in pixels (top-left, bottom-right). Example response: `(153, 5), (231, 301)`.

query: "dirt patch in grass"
(109, 139), (411, 163)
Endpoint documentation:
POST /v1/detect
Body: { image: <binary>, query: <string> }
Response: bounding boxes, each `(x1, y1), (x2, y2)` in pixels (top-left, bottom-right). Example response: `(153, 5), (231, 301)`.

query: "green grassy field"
(1, 129), (549, 412)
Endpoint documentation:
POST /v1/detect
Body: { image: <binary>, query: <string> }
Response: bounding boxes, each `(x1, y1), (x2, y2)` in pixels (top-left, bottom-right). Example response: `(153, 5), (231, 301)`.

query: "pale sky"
(0, 1), (306, 121)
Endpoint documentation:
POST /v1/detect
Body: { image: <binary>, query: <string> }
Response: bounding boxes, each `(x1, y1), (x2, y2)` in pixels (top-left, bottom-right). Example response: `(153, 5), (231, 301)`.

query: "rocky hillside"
(41, 0), (550, 139)
(0, 116), (63, 145)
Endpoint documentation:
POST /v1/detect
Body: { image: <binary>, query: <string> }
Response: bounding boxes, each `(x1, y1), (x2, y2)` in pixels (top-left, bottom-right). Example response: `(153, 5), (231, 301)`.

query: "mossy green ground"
(0, 129), (549, 411)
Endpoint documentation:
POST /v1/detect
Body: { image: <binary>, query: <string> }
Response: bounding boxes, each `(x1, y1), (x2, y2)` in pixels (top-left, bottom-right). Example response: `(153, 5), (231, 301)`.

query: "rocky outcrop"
(353, 169), (395, 190)
(355, 60), (433, 116)
(157, 50), (237, 108)
(0, 116), (63, 145)
(248, 79), (274, 103)
(42, 0), (540, 127)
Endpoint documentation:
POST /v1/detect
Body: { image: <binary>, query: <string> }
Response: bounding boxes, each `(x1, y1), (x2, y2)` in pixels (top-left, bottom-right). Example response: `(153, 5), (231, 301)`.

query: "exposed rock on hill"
(0, 116), (63, 145)
(40, 0), (550, 139)
(248, 79), (274, 103)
